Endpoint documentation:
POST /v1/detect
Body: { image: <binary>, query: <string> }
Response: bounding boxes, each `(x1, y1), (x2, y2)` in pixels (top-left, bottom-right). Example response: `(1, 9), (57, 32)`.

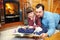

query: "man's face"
(35, 7), (44, 17)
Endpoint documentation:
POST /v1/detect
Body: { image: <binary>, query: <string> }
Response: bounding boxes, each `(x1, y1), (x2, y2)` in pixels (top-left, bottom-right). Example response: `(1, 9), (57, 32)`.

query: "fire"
(6, 3), (15, 14)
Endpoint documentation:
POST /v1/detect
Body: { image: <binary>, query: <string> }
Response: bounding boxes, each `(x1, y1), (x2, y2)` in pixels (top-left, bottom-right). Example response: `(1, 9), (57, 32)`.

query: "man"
(35, 4), (60, 38)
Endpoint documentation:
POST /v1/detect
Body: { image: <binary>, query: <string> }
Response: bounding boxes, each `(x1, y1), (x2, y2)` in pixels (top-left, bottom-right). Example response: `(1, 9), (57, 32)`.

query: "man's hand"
(40, 33), (48, 39)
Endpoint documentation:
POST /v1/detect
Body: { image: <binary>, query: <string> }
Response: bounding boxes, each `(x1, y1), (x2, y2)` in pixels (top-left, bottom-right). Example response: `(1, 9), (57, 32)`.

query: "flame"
(6, 3), (14, 10)
(6, 3), (15, 14)
(6, 4), (11, 9)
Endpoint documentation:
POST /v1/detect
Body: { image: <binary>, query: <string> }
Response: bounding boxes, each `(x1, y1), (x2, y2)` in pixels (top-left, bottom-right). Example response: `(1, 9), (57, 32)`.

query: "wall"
(27, 0), (60, 14)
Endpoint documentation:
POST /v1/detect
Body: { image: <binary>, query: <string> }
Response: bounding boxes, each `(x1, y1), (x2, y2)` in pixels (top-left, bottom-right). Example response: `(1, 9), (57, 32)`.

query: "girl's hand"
(28, 26), (34, 28)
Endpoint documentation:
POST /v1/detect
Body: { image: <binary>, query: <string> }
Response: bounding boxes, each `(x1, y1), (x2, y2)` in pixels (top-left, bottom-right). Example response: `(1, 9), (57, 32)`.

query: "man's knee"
(56, 24), (60, 30)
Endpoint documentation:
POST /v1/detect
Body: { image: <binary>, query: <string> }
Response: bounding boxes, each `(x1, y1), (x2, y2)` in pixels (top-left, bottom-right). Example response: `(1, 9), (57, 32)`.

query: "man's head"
(26, 7), (34, 18)
(35, 4), (44, 17)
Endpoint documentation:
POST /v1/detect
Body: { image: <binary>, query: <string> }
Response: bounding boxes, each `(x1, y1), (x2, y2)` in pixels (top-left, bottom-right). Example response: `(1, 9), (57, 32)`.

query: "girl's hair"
(26, 7), (34, 14)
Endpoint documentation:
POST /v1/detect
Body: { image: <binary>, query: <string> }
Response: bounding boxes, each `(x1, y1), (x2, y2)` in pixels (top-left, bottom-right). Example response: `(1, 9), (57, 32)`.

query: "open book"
(13, 26), (42, 37)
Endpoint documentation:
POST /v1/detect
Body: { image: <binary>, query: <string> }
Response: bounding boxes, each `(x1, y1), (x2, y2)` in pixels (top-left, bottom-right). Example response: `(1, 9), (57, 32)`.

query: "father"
(35, 4), (60, 38)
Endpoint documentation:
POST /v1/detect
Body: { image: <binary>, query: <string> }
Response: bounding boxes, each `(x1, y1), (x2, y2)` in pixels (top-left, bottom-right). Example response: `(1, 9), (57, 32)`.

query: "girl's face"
(28, 12), (34, 18)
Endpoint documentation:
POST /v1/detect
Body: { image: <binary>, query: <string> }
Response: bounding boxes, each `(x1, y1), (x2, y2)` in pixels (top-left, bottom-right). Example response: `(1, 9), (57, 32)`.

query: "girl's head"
(26, 7), (34, 18)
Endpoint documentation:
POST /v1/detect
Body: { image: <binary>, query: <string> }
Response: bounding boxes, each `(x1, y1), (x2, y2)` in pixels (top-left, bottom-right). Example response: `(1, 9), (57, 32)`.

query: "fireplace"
(4, 0), (22, 23)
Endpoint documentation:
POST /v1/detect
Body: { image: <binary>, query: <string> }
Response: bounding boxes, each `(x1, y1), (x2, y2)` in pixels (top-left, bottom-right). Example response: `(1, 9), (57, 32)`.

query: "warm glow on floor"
(45, 32), (60, 40)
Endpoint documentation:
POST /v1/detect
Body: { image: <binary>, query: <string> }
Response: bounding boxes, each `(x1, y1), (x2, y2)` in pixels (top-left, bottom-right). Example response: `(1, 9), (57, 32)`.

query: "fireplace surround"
(3, 0), (22, 23)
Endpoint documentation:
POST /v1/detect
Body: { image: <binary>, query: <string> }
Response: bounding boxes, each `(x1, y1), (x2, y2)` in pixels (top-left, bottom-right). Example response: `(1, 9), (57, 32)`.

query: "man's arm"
(46, 16), (56, 36)
(41, 15), (56, 38)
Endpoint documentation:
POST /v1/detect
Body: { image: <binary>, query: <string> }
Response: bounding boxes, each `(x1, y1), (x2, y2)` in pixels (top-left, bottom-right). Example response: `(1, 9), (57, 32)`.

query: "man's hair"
(26, 7), (34, 14)
(36, 4), (44, 10)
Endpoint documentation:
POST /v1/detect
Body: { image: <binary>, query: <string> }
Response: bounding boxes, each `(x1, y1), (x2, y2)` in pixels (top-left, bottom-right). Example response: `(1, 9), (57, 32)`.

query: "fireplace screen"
(4, 1), (21, 23)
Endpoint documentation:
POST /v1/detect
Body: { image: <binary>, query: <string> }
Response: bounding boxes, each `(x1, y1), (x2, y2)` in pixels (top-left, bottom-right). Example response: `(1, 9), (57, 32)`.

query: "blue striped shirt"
(42, 11), (60, 36)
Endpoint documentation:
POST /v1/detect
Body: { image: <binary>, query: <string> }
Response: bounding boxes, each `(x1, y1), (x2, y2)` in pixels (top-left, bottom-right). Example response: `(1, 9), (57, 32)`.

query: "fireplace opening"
(4, 1), (22, 23)
(5, 3), (18, 15)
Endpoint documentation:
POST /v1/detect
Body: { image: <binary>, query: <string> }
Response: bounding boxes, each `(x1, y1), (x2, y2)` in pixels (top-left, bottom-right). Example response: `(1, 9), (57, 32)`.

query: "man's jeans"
(56, 24), (60, 30)
(56, 20), (60, 30)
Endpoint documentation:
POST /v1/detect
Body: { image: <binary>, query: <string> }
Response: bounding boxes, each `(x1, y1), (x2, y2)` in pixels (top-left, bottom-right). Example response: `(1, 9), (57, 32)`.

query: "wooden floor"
(0, 22), (24, 31)
(0, 22), (60, 40)
(45, 32), (60, 40)
(0, 26), (60, 40)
